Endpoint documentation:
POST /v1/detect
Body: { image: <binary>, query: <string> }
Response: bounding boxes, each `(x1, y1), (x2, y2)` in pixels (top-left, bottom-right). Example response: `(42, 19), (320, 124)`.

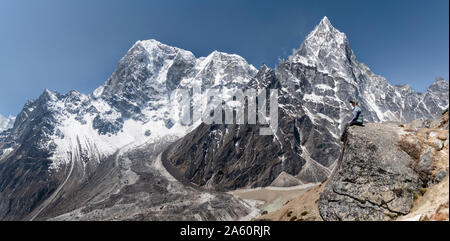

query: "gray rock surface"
(433, 169), (448, 184)
(417, 147), (434, 176)
(318, 123), (421, 220)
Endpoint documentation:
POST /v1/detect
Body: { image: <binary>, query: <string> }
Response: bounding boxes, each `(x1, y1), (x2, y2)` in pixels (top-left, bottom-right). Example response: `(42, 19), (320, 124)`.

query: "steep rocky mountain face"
(0, 17), (448, 220)
(291, 17), (449, 123)
(318, 109), (449, 221)
(162, 17), (449, 191)
(163, 67), (307, 191)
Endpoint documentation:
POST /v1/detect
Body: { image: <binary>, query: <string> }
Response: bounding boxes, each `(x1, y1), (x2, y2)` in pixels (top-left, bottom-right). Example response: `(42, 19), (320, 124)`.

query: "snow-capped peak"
(302, 16), (348, 49)
(284, 17), (449, 125)
(308, 16), (346, 43)
(7, 38), (259, 172)
(425, 77), (449, 97)
(290, 16), (356, 80)
(136, 39), (197, 62)
(179, 49), (257, 87)
(311, 16), (334, 35)
(430, 76), (449, 88)
(42, 88), (58, 100)
(320, 16), (331, 25)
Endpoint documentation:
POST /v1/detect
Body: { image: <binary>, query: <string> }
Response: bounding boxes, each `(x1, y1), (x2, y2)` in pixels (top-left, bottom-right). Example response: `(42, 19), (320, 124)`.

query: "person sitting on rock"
(340, 100), (364, 142)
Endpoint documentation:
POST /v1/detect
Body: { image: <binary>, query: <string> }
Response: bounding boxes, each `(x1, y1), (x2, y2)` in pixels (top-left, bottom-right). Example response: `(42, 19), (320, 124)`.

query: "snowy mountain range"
(163, 16), (449, 190)
(0, 17), (448, 220)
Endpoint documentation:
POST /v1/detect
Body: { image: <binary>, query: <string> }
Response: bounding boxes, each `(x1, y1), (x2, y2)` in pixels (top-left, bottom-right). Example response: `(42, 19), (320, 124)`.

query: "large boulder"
(318, 123), (421, 220)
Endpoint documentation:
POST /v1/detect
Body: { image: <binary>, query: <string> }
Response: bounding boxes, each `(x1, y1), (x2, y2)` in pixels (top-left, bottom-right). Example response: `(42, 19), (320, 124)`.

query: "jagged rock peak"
(289, 16), (356, 78)
(134, 39), (251, 65)
(134, 39), (196, 61)
(310, 16), (343, 38)
(429, 76), (449, 89)
(302, 16), (348, 50)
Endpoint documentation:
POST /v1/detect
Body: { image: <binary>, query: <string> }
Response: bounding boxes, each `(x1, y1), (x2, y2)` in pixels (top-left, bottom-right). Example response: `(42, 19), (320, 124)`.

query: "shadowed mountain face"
(0, 17), (448, 220)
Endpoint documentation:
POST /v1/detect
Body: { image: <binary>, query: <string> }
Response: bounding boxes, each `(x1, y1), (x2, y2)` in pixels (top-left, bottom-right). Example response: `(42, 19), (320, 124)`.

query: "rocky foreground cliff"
(259, 109), (449, 221)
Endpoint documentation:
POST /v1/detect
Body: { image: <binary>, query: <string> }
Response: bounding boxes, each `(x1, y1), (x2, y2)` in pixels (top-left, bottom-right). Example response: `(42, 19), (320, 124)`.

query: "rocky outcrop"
(318, 123), (422, 220)
(319, 109), (449, 221)
(400, 110), (449, 185)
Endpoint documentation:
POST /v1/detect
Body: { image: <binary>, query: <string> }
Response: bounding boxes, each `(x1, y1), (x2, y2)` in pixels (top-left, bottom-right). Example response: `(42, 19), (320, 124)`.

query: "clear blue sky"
(0, 0), (448, 116)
